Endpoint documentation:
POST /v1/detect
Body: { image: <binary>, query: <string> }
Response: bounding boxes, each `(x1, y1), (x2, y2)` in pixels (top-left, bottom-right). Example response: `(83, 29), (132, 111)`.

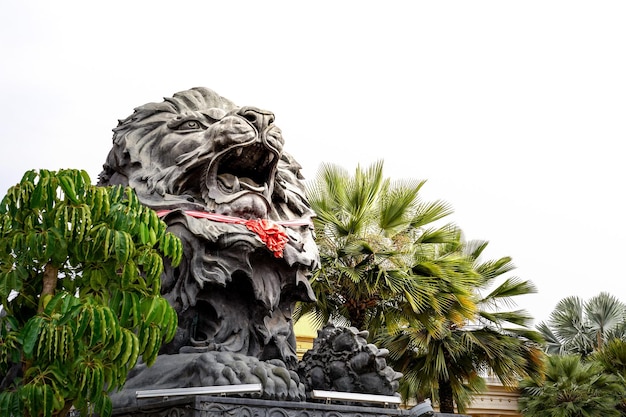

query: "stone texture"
(111, 395), (456, 417)
(100, 89), (422, 414)
(99, 88), (319, 403)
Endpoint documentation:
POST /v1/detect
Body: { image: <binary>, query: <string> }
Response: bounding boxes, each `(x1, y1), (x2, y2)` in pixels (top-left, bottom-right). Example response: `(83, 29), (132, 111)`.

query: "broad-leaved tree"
(0, 169), (182, 417)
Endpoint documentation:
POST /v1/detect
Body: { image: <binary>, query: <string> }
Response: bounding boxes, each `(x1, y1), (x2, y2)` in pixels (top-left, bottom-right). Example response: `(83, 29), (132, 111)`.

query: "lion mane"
(99, 87), (318, 369)
(99, 87), (311, 220)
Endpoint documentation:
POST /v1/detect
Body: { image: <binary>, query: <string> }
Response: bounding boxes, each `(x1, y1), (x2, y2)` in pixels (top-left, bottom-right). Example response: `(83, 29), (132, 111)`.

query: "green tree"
(537, 292), (626, 356)
(0, 169), (183, 417)
(299, 161), (542, 413)
(518, 354), (623, 417)
(383, 237), (544, 413)
(297, 161), (457, 331)
(591, 338), (626, 415)
(593, 338), (626, 381)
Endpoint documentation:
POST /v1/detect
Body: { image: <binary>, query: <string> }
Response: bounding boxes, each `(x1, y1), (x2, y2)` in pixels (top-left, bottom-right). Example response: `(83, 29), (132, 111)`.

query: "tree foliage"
(528, 295), (626, 416)
(300, 161), (543, 413)
(382, 237), (544, 413)
(518, 354), (624, 417)
(591, 338), (626, 414)
(0, 169), (183, 417)
(537, 292), (626, 356)
(298, 161), (456, 331)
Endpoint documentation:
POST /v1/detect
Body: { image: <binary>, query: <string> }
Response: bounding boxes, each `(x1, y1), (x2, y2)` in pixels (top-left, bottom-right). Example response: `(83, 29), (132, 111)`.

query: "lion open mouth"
(202, 141), (279, 217)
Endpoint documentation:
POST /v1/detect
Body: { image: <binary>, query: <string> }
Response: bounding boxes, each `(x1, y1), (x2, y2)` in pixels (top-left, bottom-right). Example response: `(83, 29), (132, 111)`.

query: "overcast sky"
(2, 1), (625, 325)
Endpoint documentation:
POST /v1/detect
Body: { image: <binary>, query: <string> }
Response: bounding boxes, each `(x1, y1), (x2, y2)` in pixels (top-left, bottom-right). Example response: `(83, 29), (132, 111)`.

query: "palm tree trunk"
(438, 377), (455, 413)
(346, 299), (367, 331)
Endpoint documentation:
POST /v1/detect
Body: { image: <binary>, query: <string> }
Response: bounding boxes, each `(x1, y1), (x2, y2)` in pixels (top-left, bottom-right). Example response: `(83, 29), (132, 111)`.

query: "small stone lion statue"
(298, 324), (403, 398)
(99, 87), (319, 404)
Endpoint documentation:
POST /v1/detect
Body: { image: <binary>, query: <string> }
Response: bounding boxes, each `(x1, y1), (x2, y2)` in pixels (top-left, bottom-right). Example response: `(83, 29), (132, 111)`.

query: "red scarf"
(156, 210), (311, 258)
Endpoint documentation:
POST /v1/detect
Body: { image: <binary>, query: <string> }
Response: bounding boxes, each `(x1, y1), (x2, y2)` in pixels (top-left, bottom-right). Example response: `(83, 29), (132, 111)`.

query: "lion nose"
(237, 106), (275, 133)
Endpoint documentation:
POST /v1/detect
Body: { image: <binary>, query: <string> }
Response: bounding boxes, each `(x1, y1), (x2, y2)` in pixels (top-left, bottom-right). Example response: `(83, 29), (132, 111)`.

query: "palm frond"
(479, 309), (535, 328)
(585, 292), (626, 334)
(411, 200), (455, 228)
(415, 224), (460, 245)
(378, 182), (423, 236)
(474, 256), (516, 282)
(479, 277), (537, 311)
(463, 239), (489, 259)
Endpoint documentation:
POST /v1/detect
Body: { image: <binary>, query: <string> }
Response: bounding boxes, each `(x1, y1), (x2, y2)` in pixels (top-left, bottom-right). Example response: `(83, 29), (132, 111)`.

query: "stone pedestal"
(112, 395), (404, 417)
(112, 395), (468, 417)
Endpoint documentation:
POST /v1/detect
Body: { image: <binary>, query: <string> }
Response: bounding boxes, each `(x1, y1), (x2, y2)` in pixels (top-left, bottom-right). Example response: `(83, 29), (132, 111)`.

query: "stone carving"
(298, 324), (402, 398)
(120, 352), (306, 402)
(101, 88), (409, 411)
(114, 396), (411, 417)
(99, 88), (319, 402)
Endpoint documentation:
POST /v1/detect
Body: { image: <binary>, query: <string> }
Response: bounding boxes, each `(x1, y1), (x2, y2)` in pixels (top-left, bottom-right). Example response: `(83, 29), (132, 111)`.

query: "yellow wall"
(293, 314), (319, 358)
(464, 378), (521, 417)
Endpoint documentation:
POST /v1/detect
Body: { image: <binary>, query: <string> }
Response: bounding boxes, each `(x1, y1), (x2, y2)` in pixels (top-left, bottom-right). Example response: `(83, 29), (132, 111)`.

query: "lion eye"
(179, 120), (201, 130)
(169, 119), (206, 131)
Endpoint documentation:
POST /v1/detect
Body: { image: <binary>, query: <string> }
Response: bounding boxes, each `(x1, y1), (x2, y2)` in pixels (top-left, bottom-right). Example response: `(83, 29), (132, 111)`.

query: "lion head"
(100, 87), (310, 221)
(99, 87), (318, 369)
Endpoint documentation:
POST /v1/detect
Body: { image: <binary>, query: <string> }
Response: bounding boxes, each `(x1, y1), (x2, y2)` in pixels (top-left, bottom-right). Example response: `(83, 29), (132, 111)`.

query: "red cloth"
(156, 209), (308, 258)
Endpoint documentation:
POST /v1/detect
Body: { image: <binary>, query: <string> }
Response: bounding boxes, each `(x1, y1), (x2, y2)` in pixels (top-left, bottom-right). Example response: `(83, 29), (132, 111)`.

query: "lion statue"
(99, 87), (319, 403)
(298, 324), (402, 399)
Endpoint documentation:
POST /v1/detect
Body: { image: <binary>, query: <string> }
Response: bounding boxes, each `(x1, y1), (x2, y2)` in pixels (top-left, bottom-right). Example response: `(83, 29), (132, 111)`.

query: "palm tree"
(593, 338), (626, 379)
(382, 238), (544, 413)
(591, 338), (626, 414)
(298, 161), (543, 413)
(537, 292), (626, 356)
(297, 161), (456, 331)
(518, 354), (623, 417)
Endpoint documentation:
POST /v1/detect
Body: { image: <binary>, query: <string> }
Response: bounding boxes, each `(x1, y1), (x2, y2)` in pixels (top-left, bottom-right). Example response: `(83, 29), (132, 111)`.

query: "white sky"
(1, 1), (625, 325)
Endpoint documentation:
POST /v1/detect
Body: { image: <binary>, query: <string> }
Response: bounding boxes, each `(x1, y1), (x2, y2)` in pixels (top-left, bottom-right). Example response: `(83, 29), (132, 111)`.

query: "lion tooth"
(235, 148), (243, 157)
(267, 153), (275, 163)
